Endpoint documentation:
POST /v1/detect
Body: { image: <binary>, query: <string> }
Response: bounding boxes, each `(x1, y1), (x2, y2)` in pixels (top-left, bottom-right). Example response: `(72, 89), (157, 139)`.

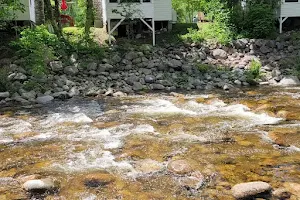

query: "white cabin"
(5, 0), (35, 23)
(103, 0), (173, 45)
(279, 0), (300, 33)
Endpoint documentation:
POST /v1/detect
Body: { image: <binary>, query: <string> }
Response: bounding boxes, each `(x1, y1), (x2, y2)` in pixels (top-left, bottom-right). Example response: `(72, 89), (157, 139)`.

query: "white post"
(279, 17), (282, 34)
(108, 18), (111, 44)
(152, 18), (155, 46)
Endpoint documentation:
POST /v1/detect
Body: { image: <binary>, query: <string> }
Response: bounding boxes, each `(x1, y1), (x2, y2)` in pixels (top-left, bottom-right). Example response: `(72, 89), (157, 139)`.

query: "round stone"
(167, 160), (192, 175)
(231, 181), (272, 199)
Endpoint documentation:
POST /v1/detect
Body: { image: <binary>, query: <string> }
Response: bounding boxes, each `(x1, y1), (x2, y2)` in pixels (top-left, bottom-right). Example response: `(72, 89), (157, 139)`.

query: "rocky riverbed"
(0, 86), (300, 199)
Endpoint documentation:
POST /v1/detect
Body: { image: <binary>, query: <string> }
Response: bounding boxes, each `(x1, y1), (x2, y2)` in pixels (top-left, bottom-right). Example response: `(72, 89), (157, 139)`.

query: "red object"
(59, 14), (74, 26)
(61, 0), (68, 10)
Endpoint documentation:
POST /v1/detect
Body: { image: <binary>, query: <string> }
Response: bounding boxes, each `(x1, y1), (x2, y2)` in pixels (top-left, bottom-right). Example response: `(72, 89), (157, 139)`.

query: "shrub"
(246, 59), (262, 83)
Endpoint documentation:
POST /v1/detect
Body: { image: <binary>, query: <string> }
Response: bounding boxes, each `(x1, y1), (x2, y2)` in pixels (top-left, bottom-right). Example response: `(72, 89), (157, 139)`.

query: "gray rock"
(141, 68), (152, 75)
(234, 80), (242, 85)
(8, 72), (27, 81)
(167, 59), (182, 69)
(111, 54), (122, 64)
(278, 76), (300, 86)
(23, 178), (56, 191)
(64, 65), (79, 75)
(145, 75), (156, 83)
(231, 181), (272, 199)
(52, 91), (69, 99)
(125, 52), (139, 61)
(113, 91), (127, 97)
(21, 91), (36, 100)
(199, 52), (207, 60)
(13, 96), (30, 104)
(104, 88), (114, 96)
(212, 49), (227, 59)
(151, 84), (165, 90)
(86, 62), (98, 71)
(126, 75), (139, 85)
(98, 64), (113, 72)
(70, 53), (77, 64)
(260, 46), (270, 54)
(0, 92), (10, 99)
(132, 82), (144, 91)
(132, 58), (142, 64)
(49, 61), (63, 72)
(234, 39), (248, 49)
(68, 87), (80, 97)
(36, 95), (54, 104)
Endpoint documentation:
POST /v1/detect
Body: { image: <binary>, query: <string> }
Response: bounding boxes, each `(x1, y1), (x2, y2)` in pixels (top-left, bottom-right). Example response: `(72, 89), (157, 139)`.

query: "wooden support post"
(152, 18), (155, 46)
(108, 18), (125, 45)
(140, 18), (156, 46)
(108, 18), (111, 44)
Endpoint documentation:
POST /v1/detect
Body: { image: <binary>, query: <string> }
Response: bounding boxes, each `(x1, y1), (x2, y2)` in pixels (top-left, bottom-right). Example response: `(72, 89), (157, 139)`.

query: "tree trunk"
(85, 0), (94, 38)
(44, 0), (60, 36)
(53, 0), (62, 36)
(35, 0), (45, 25)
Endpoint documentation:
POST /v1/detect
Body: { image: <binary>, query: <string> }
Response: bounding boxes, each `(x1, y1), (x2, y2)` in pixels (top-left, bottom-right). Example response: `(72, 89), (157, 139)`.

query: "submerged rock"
(23, 178), (56, 191)
(231, 181), (272, 199)
(167, 160), (192, 175)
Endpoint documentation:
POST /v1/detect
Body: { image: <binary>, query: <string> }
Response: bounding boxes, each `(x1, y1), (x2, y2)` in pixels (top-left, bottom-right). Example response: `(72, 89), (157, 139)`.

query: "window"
(285, 0), (298, 2)
(109, 0), (118, 3)
(143, 0), (151, 2)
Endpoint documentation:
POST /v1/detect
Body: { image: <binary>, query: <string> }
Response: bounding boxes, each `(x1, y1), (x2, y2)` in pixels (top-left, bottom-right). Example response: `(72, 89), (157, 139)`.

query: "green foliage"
(246, 59), (262, 82)
(11, 25), (58, 76)
(235, 3), (276, 38)
(182, 22), (233, 45)
(197, 63), (210, 73)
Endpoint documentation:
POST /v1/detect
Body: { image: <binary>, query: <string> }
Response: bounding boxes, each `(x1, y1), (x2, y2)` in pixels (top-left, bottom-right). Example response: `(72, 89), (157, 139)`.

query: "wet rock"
(178, 171), (205, 190)
(272, 188), (291, 199)
(135, 159), (164, 174)
(231, 181), (272, 199)
(0, 92), (10, 99)
(36, 95), (54, 104)
(283, 182), (300, 198)
(112, 91), (127, 97)
(23, 178), (56, 192)
(68, 86), (80, 97)
(278, 76), (300, 86)
(167, 160), (192, 175)
(50, 61), (63, 72)
(83, 173), (115, 188)
(212, 49), (227, 59)
(260, 46), (270, 54)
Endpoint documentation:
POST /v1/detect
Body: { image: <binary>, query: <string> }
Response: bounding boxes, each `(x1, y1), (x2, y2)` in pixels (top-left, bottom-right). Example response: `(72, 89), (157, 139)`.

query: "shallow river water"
(0, 87), (300, 199)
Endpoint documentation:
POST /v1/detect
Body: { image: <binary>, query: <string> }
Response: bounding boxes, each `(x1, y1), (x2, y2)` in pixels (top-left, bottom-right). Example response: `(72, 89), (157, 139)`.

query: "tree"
(85, 0), (94, 37)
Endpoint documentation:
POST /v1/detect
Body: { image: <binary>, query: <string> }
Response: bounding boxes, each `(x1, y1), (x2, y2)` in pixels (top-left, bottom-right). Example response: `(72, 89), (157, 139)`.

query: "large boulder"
(21, 90), (36, 100)
(231, 181), (272, 199)
(212, 49), (228, 59)
(278, 76), (300, 86)
(233, 39), (249, 49)
(132, 82), (144, 91)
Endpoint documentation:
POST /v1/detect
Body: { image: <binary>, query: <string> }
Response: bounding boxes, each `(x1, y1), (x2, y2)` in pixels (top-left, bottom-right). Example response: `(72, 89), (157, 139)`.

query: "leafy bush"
(246, 59), (262, 82)
(182, 22), (233, 45)
(197, 63), (211, 73)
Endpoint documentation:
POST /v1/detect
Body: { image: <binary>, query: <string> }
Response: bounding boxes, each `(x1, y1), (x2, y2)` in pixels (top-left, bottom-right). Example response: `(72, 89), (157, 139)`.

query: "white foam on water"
(0, 118), (32, 134)
(184, 100), (282, 126)
(127, 99), (197, 115)
(53, 148), (136, 176)
(41, 113), (93, 127)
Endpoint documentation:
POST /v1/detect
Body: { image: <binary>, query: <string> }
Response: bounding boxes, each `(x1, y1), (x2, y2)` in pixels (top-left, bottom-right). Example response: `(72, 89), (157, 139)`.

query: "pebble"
(23, 178), (56, 191)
